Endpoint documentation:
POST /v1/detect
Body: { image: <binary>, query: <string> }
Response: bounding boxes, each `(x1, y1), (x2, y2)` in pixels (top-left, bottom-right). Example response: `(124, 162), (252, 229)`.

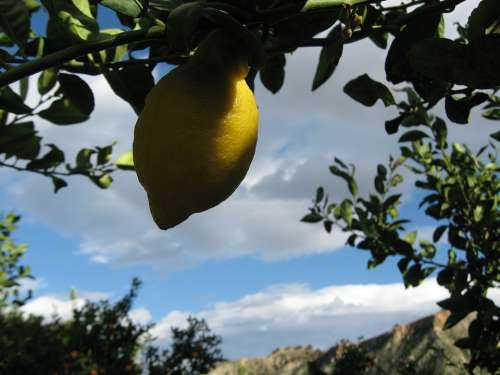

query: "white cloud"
(150, 279), (500, 359)
(130, 307), (153, 325)
(22, 296), (86, 321)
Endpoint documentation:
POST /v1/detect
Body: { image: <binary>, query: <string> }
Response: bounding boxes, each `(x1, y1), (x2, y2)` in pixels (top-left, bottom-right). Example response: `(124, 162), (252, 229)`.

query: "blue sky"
(3, 0), (499, 359)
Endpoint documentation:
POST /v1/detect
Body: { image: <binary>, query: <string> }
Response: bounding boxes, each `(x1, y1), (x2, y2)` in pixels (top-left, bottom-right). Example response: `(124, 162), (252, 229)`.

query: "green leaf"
(115, 149), (134, 170)
(403, 231), (417, 245)
(38, 98), (89, 125)
(42, 0), (99, 42)
(468, 0), (500, 40)
(343, 74), (395, 107)
(0, 0), (30, 47)
(432, 117), (447, 149)
(58, 73), (95, 115)
(0, 122), (41, 159)
(419, 240), (436, 259)
(38, 68), (58, 95)
(104, 65), (154, 115)
(100, 0), (143, 17)
(260, 54), (286, 94)
(302, 0), (371, 11)
(301, 212), (323, 223)
(340, 199), (353, 227)
(329, 165), (357, 196)
(483, 108), (500, 120)
(312, 25), (343, 91)
(25, 0), (41, 12)
(445, 93), (489, 124)
(20, 77), (29, 100)
(92, 173), (113, 189)
(75, 147), (94, 170)
(52, 176), (68, 193)
(0, 86), (32, 114)
(398, 130), (429, 143)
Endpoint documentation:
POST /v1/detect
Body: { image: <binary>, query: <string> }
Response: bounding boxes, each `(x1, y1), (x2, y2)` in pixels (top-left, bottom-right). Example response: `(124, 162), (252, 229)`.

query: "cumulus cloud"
(149, 279), (500, 359)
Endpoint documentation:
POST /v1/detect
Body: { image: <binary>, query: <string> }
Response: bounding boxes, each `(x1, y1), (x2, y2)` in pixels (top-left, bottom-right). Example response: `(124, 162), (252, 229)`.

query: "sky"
(2, 0), (499, 360)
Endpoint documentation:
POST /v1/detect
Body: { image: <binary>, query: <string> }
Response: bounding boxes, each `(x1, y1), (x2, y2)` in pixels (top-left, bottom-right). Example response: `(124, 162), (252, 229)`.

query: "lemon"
(133, 29), (259, 229)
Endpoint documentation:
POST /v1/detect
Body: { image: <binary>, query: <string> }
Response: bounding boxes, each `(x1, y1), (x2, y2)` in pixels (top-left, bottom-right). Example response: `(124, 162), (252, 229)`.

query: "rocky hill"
(208, 310), (485, 375)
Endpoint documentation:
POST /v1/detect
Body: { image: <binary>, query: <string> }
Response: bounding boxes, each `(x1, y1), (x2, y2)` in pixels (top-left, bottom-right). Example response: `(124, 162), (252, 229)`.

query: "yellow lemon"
(133, 29), (259, 229)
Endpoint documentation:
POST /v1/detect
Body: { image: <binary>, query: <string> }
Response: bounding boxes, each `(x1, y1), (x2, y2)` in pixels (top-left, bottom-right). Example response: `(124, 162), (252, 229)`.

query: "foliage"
(0, 276), (224, 374)
(144, 316), (225, 375)
(0, 0), (498, 373)
(0, 211), (32, 309)
(301, 12), (499, 375)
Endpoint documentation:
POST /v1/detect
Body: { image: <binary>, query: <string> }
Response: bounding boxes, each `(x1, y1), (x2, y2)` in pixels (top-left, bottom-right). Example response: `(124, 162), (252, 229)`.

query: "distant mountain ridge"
(208, 310), (487, 375)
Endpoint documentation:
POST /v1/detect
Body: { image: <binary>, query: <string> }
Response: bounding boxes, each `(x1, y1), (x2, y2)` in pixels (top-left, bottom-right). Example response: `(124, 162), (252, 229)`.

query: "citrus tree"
(0, 0), (498, 373)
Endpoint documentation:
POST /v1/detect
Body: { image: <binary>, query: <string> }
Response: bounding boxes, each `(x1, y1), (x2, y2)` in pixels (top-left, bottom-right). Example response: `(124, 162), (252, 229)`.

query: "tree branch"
(0, 26), (166, 88)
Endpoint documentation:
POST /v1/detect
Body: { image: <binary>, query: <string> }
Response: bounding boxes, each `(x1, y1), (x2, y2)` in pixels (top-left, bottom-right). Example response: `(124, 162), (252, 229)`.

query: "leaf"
(312, 25), (343, 91)
(397, 257), (411, 273)
(115, 150), (134, 170)
(329, 165), (357, 196)
(149, 0), (183, 12)
(0, 86), (32, 114)
(20, 77), (29, 100)
(302, 0), (371, 11)
(343, 74), (395, 107)
(58, 73), (95, 115)
(490, 130), (500, 141)
(483, 108), (500, 120)
(0, 122), (41, 159)
(398, 130), (429, 143)
(409, 35), (500, 89)
(38, 68), (58, 95)
(260, 54), (286, 94)
(100, 0), (143, 17)
(38, 98), (89, 125)
(273, 8), (340, 49)
(165, 2), (205, 52)
(445, 93), (489, 124)
(0, 0), (30, 46)
(340, 199), (353, 226)
(433, 225), (447, 243)
(301, 212), (323, 223)
(437, 295), (475, 313)
(437, 268), (453, 286)
(52, 176), (67, 193)
(468, 0), (500, 40)
(385, 10), (442, 84)
(315, 186), (324, 203)
(92, 173), (113, 189)
(74, 147), (94, 170)
(404, 264), (423, 287)
(42, 0), (99, 42)
(419, 240), (436, 259)
(26, 144), (64, 169)
(104, 65), (154, 115)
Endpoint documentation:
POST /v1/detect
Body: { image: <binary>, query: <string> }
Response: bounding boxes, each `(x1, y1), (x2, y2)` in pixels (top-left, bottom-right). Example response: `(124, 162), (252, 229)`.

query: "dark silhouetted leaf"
(27, 144), (64, 170)
(445, 93), (489, 124)
(312, 25), (343, 91)
(433, 225), (447, 243)
(385, 11), (441, 84)
(0, 86), (32, 114)
(0, 0), (30, 46)
(104, 65), (154, 115)
(490, 130), (500, 141)
(344, 74), (395, 107)
(260, 54), (286, 94)
(58, 73), (95, 115)
(38, 98), (89, 125)
(398, 130), (429, 142)
(468, 0), (500, 40)
(301, 212), (323, 223)
(52, 176), (68, 193)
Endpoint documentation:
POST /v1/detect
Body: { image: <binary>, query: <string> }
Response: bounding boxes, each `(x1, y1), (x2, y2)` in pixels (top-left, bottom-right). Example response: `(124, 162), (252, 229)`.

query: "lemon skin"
(133, 31), (259, 229)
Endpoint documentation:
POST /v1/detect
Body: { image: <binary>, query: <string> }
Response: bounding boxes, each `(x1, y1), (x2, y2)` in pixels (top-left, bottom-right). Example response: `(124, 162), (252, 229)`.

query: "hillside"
(208, 310), (485, 375)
